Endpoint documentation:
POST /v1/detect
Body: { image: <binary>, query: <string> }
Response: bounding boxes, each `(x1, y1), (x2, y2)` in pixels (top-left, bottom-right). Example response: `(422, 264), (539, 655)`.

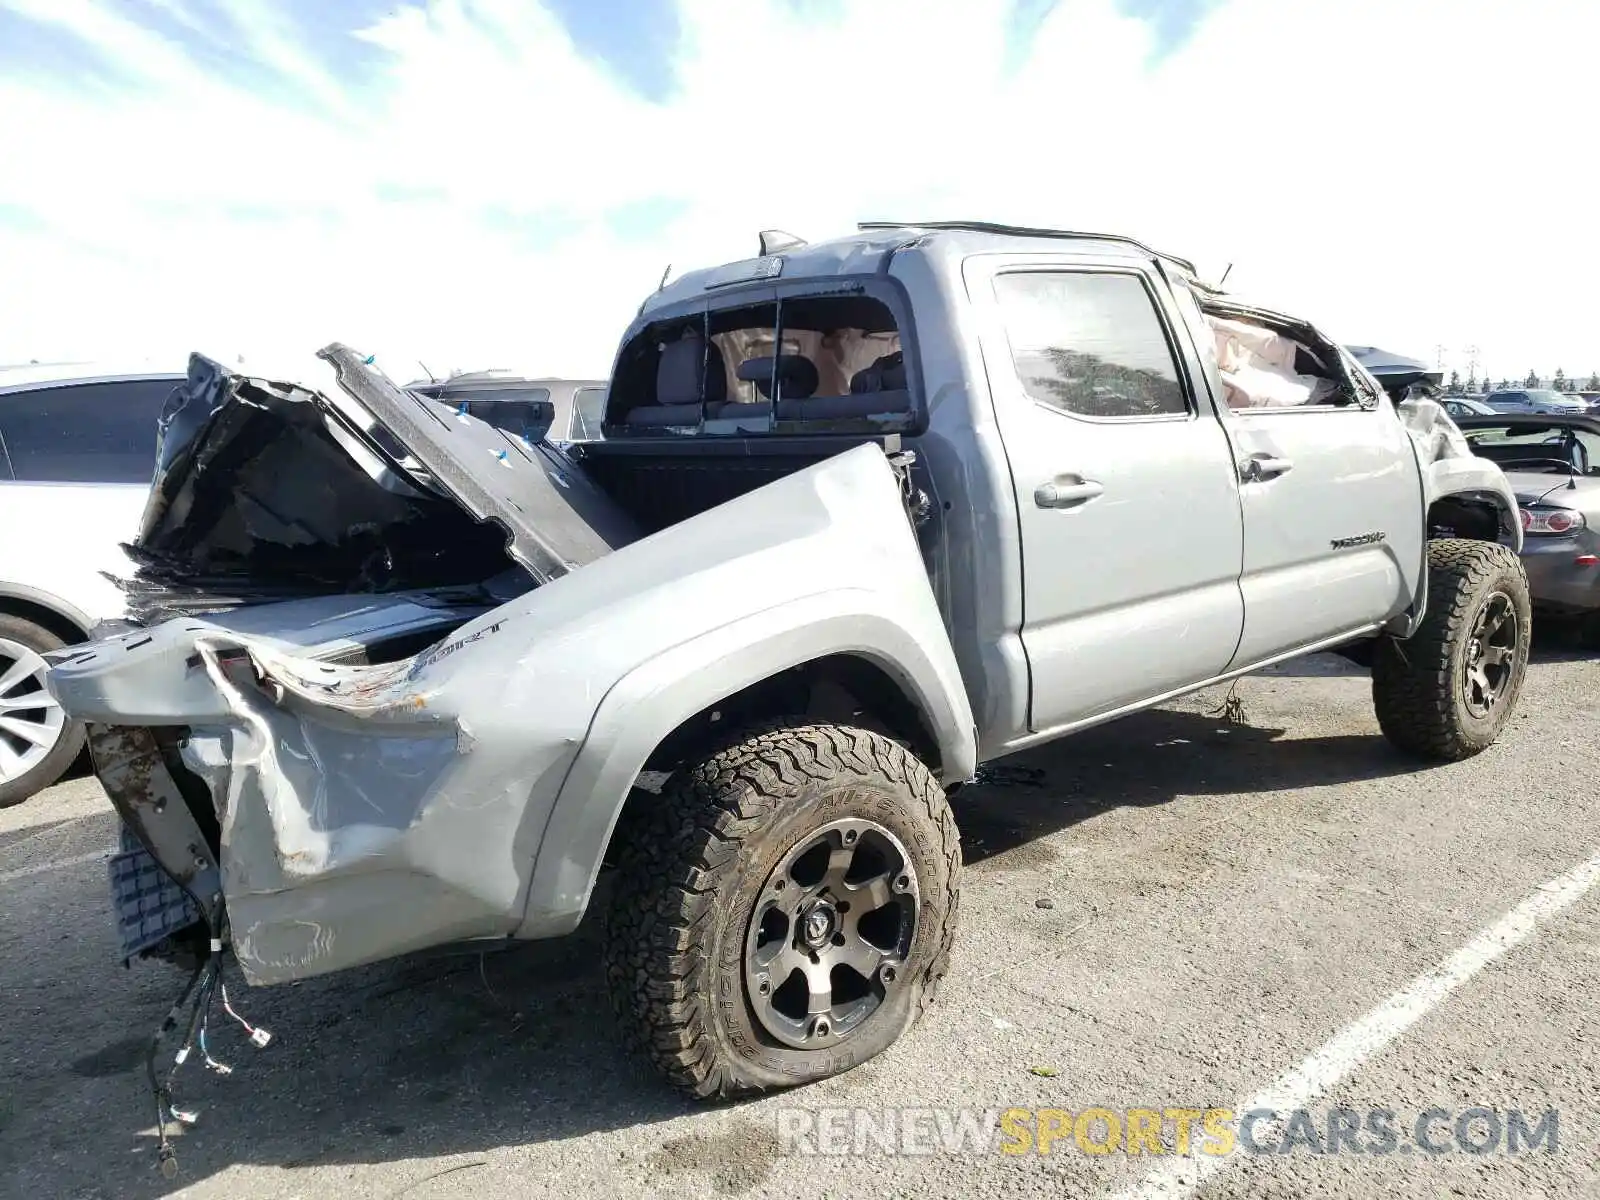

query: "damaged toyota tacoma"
(48, 221), (1529, 1144)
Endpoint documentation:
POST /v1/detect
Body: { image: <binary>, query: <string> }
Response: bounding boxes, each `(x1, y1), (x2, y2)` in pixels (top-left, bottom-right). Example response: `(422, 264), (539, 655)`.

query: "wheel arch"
(1388, 481), (1523, 640)
(515, 600), (977, 939)
(1426, 490), (1519, 547)
(0, 584), (93, 645)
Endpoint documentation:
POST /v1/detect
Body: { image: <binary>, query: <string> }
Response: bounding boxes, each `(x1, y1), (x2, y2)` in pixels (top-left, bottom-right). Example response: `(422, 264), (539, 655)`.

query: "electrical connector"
(198, 1026), (231, 1075)
(249, 1027), (273, 1049)
(169, 1105), (200, 1127)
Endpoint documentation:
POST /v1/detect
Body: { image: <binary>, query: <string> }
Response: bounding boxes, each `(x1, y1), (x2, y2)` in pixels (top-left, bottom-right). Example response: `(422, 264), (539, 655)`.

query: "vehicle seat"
(732, 354), (819, 403)
(625, 333), (726, 427)
(850, 352), (907, 394)
(772, 352), (913, 421)
(1469, 436), (1584, 473)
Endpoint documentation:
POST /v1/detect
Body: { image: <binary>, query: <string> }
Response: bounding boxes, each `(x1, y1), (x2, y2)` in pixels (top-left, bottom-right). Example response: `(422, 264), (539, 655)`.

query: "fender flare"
(515, 590), (976, 937)
(1389, 457), (1524, 638)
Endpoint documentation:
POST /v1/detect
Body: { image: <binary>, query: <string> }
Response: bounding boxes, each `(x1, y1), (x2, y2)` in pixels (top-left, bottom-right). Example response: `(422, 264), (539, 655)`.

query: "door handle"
(1034, 478), (1104, 508)
(1240, 454), (1294, 482)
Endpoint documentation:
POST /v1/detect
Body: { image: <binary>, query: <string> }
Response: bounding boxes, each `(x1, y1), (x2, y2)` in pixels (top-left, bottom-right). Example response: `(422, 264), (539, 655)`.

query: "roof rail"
(858, 220), (1199, 276)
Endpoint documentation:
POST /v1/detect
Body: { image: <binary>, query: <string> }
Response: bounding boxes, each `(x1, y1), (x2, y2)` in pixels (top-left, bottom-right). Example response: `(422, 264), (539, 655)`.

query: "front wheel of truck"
(603, 722), (961, 1099)
(1372, 538), (1531, 761)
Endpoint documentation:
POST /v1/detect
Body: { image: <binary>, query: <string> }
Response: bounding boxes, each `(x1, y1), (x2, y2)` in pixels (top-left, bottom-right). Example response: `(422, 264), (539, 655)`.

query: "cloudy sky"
(1, 0), (1594, 385)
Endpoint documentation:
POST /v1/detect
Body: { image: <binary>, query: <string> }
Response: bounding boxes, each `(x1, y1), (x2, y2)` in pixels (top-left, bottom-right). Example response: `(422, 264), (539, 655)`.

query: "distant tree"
(1498, 378), (1510, 390)
(1553, 367), (1567, 390)
(1466, 373), (1478, 393)
(1526, 369), (1540, 386)
(1588, 372), (1600, 390)
(1446, 370), (1461, 393)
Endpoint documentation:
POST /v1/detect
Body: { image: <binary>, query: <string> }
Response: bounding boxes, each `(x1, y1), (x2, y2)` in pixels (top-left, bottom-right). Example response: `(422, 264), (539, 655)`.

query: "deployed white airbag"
(1211, 316), (1338, 409)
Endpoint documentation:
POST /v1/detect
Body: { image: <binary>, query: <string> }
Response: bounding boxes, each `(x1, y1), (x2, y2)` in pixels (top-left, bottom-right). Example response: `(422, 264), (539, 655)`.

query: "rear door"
(966, 253), (1245, 733)
(0, 377), (179, 622)
(1165, 289), (1423, 665)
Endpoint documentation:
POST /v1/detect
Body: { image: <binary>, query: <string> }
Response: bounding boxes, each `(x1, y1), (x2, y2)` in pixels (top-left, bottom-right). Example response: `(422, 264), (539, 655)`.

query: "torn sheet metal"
(89, 723), (222, 964)
(52, 441), (973, 985)
(1396, 396), (1475, 467)
(114, 354), (517, 623)
(317, 343), (642, 583)
(138, 611), (584, 984)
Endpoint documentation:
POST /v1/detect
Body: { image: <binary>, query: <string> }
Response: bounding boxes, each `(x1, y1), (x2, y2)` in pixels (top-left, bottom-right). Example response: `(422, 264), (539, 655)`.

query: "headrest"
(850, 351), (907, 394)
(656, 334), (726, 406)
(736, 354), (819, 400)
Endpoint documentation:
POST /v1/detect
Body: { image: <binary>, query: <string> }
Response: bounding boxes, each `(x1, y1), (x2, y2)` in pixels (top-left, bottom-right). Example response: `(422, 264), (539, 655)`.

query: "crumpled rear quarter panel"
(49, 443), (969, 986)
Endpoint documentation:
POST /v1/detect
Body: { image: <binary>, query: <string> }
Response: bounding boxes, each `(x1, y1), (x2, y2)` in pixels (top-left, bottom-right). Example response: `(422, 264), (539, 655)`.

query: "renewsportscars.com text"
(776, 1106), (1560, 1158)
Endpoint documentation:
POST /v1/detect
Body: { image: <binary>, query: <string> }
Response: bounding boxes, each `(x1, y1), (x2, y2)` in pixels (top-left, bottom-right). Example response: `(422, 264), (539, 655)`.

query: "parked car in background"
(1345, 345), (1441, 403)
(406, 371), (608, 442)
(1454, 412), (1600, 642)
(1442, 397), (1498, 419)
(1483, 388), (1588, 415)
(0, 363), (181, 804)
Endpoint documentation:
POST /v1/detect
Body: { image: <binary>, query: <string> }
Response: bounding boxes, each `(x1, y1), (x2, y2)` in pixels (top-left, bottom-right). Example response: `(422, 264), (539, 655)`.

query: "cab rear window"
(605, 292), (914, 437)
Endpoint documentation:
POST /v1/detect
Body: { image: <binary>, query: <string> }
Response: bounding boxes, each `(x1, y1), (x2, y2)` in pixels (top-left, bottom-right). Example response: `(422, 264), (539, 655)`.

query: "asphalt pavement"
(3, 643), (1598, 1199)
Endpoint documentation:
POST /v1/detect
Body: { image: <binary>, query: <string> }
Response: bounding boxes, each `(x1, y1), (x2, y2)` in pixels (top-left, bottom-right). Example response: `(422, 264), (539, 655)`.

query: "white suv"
(0, 364), (182, 805)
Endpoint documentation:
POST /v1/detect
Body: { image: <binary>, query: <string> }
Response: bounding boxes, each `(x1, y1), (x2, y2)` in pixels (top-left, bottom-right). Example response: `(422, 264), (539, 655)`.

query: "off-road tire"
(1372, 539), (1530, 761)
(603, 722), (960, 1099)
(0, 614), (85, 808)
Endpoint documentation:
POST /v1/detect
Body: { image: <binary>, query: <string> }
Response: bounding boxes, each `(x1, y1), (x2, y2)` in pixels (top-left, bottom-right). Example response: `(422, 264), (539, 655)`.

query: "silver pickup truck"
(49, 222), (1528, 1123)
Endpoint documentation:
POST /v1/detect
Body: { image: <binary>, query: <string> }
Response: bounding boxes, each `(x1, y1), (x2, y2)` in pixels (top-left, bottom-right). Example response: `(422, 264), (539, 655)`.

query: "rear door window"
(993, 271), (1190, 419)
(0, 378), (179, 484)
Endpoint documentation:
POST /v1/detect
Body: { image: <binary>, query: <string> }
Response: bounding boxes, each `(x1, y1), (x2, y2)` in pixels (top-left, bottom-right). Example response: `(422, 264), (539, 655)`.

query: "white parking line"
(0, 849), (108, 885)
(1108, 847), (1600, 1200)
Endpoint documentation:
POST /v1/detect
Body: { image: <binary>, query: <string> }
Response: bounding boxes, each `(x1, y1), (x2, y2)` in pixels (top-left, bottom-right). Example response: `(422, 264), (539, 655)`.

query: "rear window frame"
(603, 274), (926, 439)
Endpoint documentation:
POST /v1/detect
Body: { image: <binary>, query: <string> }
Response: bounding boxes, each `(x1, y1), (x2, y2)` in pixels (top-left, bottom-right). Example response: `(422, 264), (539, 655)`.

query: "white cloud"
(0, 0), (1594, 384)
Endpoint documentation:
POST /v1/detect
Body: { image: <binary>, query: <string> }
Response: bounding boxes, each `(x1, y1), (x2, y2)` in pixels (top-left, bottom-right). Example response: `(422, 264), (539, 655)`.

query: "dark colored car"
(1482, 389), (1587, 416)
(1455, 413), (1600, 641)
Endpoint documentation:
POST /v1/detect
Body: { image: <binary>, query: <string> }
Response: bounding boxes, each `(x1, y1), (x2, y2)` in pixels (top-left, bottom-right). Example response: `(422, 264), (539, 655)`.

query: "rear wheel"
(1372, 539), (1530, 761)
(0, 615), (85, 807)
(603, 723), (960, 1098)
